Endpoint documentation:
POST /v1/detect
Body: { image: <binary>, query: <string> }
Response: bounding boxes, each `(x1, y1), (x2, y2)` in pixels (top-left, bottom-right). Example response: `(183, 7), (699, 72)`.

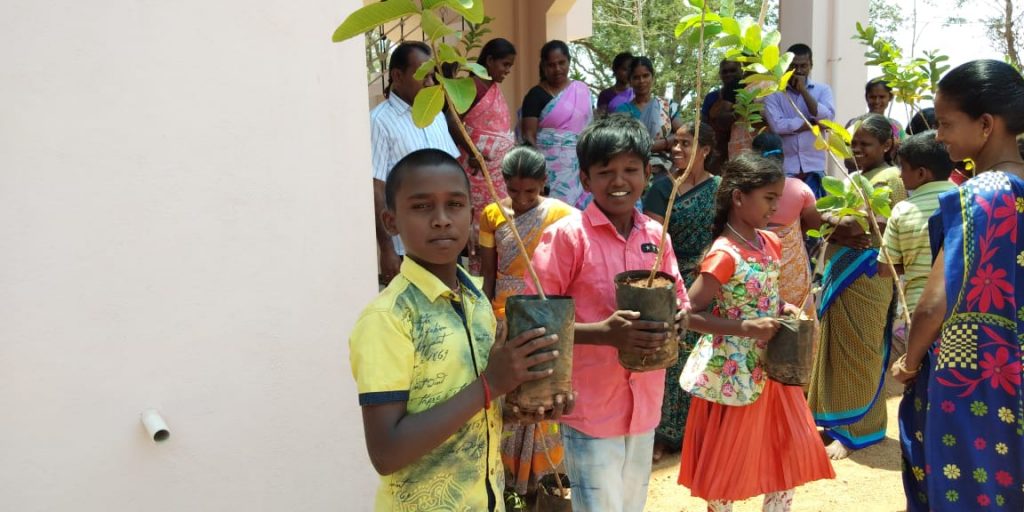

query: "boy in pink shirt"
(526, 115), (690, 511)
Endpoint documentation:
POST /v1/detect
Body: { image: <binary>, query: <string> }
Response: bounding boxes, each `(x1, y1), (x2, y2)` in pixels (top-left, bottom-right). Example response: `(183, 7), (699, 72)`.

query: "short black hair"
(576, 114), (651, 175)
(384, 149), (468, 210)
(477, 38), (516, 65)
(897, 130), (954, 180)
(865, 77), (893, 95)
(389, 41), (431, 73)
(787, 43), (812, 59)
(628, 56), (655, 80)
(612, 52), (634, 71)
(907, 108), (936, 135)
(938, 59), (1024, 134)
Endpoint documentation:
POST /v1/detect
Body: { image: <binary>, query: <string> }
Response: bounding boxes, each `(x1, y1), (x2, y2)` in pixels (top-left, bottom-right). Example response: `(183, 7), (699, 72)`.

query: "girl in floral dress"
(678, 154), (834, 512)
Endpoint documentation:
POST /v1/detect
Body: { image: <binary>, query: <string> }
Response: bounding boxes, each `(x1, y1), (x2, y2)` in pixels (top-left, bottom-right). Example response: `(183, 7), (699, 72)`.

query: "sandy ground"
(644, 380), (907, 512)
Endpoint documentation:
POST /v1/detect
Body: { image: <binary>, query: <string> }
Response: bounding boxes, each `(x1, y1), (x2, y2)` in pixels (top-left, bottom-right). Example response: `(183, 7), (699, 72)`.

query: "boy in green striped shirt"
(878, 131), (956, 355)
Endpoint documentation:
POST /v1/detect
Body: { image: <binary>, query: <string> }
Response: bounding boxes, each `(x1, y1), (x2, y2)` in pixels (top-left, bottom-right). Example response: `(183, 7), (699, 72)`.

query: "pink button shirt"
(526, 203), (690, 438)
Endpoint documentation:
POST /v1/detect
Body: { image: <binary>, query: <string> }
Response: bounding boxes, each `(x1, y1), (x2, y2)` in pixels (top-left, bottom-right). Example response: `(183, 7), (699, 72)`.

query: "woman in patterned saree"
(642, 121), (718, 461)
(808, 114), (907, 460)
(479, 146), (576, 496)
(448, 38), (517, 274)
(520, 40), (594, 209)
(893, 59), (1024, 512)
(615, 56), (682, 175)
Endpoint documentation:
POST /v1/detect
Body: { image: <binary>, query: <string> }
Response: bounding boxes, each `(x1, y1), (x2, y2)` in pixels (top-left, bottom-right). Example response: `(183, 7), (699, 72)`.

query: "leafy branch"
(676, 6), (912, 325)
(333, 0), (547, 299)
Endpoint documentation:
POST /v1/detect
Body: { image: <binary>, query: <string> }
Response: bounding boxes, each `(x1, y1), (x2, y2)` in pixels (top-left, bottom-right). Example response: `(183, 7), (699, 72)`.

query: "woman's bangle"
(895, 354), (921, 375)
(480, 373), (492, 410)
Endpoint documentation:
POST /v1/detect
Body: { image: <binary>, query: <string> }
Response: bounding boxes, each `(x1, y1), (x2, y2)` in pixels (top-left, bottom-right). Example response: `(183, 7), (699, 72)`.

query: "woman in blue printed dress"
(893, 59), (1024, 511)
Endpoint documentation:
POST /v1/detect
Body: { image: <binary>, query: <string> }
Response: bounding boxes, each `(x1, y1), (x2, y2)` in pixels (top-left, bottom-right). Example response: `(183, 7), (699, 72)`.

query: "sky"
(875, 0), (1006, 123)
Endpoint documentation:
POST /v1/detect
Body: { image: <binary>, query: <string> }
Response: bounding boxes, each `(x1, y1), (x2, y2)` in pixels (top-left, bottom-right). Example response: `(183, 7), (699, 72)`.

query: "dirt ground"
(644, 379), (908, 512)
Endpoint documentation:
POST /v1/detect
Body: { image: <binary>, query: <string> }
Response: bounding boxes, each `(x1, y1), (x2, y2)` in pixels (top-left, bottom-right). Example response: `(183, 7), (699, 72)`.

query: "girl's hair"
(538, 40), (571, 82)
(865, 77), (893, 95)
(628, 56), (655, 80)
(856, 113), (897, 164)
(711, 154), (785, 238)
(477, 38), (516, 65)
(751, 132), (784, 162)
(907, 107), (936, 135)
(501, 145), (547, 181)
(937, 59), (1024, 135)
(612, 52), (634, 71)
(386, 42), (431, 96)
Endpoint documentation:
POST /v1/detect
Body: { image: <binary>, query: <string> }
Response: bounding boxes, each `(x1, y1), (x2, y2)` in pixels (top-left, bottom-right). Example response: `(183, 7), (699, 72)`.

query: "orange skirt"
(678, 379), (835, 501)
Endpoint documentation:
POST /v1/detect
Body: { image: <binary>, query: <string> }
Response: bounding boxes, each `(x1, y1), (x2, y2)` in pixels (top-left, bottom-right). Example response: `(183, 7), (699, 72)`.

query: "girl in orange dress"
(679, 154), (834, 511)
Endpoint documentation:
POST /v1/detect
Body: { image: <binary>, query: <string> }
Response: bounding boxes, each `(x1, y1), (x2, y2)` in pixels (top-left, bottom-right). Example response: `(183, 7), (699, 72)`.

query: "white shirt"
(370, 93), (459, 255)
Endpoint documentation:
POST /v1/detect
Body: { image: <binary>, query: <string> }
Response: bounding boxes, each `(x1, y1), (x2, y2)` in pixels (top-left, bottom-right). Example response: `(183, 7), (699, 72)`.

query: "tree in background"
(942, 0), (1021, 68)
(572, 0), (903, 113)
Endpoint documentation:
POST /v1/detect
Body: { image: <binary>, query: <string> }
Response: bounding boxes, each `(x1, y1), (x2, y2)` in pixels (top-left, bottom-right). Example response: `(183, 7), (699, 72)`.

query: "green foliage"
(333, 0), (419, 42)
(571, 0), (777, 110)
(460, 15), (494, 61)
(808, 172), (893, 238)
(854, 22), (951, 107)
(334, 0), (490, 127)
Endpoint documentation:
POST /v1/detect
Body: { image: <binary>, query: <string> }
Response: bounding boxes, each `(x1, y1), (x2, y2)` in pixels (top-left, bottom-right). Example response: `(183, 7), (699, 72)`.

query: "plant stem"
(783, 94), (911, 327)
(536, 425), (566, 496)
(439, 72), (547, 300)
(646, 1), (707, 287)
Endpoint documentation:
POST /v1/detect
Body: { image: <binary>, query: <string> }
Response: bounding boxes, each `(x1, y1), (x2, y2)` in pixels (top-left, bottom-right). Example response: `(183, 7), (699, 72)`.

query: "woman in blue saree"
(893, 60), (1024, 512)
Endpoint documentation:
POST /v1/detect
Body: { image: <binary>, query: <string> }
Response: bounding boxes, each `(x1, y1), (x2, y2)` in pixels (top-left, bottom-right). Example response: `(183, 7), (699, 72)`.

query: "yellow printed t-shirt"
(349, 258), (503, 512)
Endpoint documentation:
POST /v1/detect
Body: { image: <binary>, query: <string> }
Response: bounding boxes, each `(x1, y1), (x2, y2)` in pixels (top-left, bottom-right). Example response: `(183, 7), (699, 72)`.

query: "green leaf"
(822, 176), (845, 196)
(332, 0), (419, 42)
(437, 43), (466, 65)
(762, 45), (779, 70)
(413, 58), (436, 81)
(806, 229), (822, 238)
(721, 17), (741, 36)
(870, 196), (892, 218)
(816, 195), (843, 210)
(440, 76), (475, 114)
(411, 85), (446, 128)
(420, 9), (455, 39)
(443, 0), (485, 24)
(818, 119), (852, 144)
(742, 23), (761, 53)
(852, 173), (875, 198)
(778, 69), (794, 92)
(826, 131), (853, 159)
(464, 62), (490, 79)
(762, 30), (781, 51)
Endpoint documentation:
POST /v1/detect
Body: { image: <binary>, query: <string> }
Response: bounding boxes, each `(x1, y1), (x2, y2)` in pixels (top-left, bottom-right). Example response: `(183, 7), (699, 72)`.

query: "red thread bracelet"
(480, 374), (492, 410)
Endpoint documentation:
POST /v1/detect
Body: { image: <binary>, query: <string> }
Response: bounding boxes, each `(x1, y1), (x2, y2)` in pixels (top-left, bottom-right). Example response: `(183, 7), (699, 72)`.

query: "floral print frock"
(680, 232), (781, 406)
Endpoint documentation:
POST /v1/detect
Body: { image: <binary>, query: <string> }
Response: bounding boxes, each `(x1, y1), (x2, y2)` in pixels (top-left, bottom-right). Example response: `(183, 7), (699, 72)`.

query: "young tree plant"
(333, 0), (546, 299)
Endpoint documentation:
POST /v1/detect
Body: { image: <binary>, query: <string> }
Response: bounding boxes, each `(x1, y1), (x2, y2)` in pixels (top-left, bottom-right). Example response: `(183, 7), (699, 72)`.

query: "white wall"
(0, 1), (378, 510)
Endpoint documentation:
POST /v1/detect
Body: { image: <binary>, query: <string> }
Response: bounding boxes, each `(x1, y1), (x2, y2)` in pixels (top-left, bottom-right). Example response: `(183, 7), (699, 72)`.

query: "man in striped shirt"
(371, 42), (459, 284)
(878, 131), (956, 354)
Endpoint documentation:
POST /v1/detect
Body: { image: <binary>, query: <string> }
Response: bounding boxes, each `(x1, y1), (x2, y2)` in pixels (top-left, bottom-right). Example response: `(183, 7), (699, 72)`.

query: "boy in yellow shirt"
(349, 148), (568, 511)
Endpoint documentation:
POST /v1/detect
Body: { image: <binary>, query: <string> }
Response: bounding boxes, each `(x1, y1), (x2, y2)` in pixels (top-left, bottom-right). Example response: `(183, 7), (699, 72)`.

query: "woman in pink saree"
(520, 40), (594, 209)
(448, 38), (518, 273)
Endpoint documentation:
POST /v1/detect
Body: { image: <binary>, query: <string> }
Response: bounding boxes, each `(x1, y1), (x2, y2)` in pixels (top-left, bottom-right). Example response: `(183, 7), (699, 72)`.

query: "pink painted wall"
(0, 0), (379, 509)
